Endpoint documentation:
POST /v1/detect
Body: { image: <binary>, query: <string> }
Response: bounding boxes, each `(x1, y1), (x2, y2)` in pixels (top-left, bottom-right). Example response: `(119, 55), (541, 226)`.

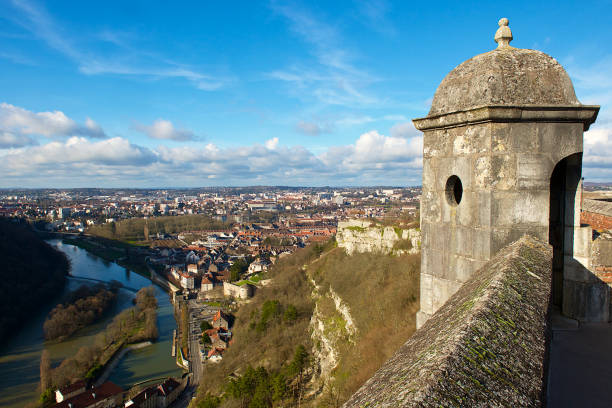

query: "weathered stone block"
(491, 191), (549, 226)
(454, 255), (475, 282)
(420, 191), (441, 223)
(473, 155), (492, 189)
(563, 256), (596, 283)
(569, 226), (592, 259)
(419, 273), (433, 315)
(491, 154), (517, 190)
(492, 122), (539, 153)
(563, 279), (610, 323)
(472, 228), (492, 259)
(453, 226), (473, 257)
(538, 123), (583, 164)
(477, 191), (492, 227)
(518, 154), (553, 190)
(457, 190), (475, 226)
(451, 124), (490, 155)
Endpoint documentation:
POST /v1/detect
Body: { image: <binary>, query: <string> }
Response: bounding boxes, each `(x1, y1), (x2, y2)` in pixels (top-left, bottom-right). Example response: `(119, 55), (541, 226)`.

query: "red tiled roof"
(54, 382), (123, 408)
(58, 380), (86, 395)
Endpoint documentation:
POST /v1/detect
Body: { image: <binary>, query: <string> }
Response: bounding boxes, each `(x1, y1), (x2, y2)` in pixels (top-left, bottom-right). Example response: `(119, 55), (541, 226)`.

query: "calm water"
(0, 239), (183, 408)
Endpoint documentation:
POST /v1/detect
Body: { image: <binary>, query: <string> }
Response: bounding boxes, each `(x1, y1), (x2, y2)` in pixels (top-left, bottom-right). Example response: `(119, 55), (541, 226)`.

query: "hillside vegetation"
(0, 218), (69, 344)
(194, 241), (333, 408)
(193, 235), (420, 408)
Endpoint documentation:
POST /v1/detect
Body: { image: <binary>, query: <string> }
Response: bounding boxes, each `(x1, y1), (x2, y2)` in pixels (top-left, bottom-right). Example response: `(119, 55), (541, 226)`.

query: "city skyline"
(0, 0), (611, 187)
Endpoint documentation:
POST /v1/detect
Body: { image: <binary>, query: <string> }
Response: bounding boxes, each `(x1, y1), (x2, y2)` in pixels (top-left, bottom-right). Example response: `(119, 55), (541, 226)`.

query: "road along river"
(0, 239), (183, 408)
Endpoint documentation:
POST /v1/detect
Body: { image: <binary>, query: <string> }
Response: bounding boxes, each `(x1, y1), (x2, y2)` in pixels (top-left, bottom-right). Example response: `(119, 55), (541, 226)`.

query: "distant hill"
(0, 218), (69, 344)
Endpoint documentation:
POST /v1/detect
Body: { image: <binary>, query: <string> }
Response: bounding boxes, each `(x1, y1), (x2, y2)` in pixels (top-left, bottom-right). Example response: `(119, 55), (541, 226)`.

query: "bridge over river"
(68, 275), (140, 292)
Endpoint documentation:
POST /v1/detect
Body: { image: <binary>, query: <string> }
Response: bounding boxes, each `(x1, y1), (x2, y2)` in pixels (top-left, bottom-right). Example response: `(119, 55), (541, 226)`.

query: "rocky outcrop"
(336, 220), (420, 255)
(343, 235), (552, 407)
(308, 277), (357, 395)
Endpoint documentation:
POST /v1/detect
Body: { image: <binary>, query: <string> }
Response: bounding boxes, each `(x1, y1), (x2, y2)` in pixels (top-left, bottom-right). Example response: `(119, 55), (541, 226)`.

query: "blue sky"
(0, 0), (611, 187)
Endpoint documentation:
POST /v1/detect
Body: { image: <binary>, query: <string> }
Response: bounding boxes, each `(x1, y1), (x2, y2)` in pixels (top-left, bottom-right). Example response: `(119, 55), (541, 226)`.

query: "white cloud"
(134, 119), (198, 142)
(0, 102), (106, 139)
(584, 127), (612, 168)
(390, 122), (418, 138)
(265, 137), (279, 150)
(0, 128), (424, 187)
(0, 131), (38, 148)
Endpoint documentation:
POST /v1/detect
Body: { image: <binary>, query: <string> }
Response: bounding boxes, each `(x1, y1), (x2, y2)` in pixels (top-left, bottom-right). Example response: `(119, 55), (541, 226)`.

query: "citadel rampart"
(344, 18), (610, 407)
(343, 235), (552, 407)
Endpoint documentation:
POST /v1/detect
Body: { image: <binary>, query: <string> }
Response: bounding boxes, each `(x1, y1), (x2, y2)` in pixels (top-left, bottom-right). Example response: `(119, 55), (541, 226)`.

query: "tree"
(200, 321), (212, 331)
(180, 304), (189, 353)
(230, 259), (248, 282)
(197, 393), (221, 408)
(288, 345), (309, 406)
(283, 304), (298, 322)
(40, 349), (51, 391)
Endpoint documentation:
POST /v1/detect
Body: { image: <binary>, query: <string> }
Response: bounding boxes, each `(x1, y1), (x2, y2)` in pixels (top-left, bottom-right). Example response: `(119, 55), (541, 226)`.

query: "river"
(0, 239), (184, 408)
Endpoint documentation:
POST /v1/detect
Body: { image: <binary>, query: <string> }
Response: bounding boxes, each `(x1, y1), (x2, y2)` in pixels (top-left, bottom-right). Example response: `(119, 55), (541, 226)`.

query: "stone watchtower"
(413, 19), (600, 327)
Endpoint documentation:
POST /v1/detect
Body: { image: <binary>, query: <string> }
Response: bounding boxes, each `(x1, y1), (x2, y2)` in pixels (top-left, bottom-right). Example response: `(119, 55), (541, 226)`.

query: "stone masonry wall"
(343, 235), (552, 407)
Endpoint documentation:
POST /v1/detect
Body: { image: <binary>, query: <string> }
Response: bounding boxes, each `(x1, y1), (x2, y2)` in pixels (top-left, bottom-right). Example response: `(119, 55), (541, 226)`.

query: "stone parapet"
(344, 235), (552, 407)
(413, 105), (599, 132)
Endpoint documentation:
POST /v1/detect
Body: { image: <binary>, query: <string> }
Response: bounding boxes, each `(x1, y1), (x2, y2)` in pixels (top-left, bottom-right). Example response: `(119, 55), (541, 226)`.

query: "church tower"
(413, 19), (600, 327)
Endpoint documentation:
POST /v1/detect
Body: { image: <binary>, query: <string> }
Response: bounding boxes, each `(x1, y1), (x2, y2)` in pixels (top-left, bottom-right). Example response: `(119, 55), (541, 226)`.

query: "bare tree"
(40, 349), (51, 391)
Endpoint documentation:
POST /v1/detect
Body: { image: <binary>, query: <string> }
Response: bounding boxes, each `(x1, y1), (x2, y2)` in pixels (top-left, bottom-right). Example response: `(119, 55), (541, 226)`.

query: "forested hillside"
(193, 236), (420, 408)
(0, 218), (69, 344)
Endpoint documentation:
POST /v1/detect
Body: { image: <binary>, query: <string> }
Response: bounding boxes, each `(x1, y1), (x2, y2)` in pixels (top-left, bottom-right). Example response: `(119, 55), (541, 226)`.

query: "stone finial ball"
(498, 17), (509, 27)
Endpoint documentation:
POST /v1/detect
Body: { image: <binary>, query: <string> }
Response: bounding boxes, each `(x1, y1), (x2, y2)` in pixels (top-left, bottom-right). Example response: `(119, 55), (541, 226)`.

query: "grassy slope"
(310, 248), (420, 404)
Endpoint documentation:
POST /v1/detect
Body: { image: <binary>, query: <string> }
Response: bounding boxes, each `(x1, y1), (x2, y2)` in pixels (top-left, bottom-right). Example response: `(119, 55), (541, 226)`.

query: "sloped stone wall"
(343, 235), (552, 407)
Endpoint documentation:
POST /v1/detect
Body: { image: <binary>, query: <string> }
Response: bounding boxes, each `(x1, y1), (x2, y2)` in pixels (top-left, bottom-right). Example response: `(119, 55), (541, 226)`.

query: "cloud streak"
(269, 2), (379, 106)
(133, 119), (199, 142)
(9, 0), (228, 91)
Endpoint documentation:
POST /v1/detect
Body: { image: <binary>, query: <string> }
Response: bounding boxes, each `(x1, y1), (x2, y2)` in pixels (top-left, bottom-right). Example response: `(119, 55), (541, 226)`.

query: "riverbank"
(44, 287), (160, 390)
(62, 234), (151, 278)
(95, 341), (153, 386)
(0, 240), (183, 408)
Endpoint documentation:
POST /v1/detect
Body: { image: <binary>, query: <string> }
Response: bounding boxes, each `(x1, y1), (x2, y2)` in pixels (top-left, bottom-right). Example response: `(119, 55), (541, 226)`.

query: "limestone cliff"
(336, 219), (421, 255)
(308, 277), (357, 394)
